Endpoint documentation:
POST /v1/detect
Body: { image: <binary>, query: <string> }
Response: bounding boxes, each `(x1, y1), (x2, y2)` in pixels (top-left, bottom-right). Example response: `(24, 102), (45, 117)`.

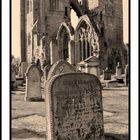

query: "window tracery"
(76, 20), (99, 62)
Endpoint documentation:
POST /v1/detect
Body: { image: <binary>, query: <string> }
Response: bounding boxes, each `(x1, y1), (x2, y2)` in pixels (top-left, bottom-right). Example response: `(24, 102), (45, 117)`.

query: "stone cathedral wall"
(24, 0), (126, 72)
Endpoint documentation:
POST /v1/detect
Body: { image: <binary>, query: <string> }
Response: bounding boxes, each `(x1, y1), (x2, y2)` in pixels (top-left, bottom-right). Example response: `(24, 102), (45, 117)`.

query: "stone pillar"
(85, 38), (88, 59)
(89, 40), (92, 56)
(81, 38), (84, 61)
(20, 0), (26, 62)
(32, 32), (34, 58)
(68, 40), (75, 65)
(58, 38), (63, 59)
(75, 41), (79, 64)
(77, 42), (81, 62)
(50, 37), (59, 65)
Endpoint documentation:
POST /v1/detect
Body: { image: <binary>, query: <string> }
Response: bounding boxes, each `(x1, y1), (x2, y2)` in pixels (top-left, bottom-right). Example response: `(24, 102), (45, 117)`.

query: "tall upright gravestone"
(124, 64), (129, 86)
(116, 62), (122, 79)
(45, 73), (105, 140)
(25, 64), (42, 101)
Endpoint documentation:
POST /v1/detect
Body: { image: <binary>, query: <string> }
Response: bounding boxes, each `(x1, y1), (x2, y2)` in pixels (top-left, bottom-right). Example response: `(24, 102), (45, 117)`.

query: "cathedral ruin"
(20, 0), (127, 73)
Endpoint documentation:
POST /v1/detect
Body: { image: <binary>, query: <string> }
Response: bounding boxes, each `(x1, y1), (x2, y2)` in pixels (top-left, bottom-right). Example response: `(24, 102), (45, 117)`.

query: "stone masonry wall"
(43, 0), (71, 62)
(20, 0), (26, 62)
(24, 0), (124, 72)
(85, 0), (124, 71)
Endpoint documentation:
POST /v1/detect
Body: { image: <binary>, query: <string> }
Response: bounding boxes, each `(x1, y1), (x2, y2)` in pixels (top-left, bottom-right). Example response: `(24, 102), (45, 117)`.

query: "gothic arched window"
(75, 16), (100, 63)
(77, 25), (92, 61)
(58, 26), (70, 61)
(63, 33), (69, 60)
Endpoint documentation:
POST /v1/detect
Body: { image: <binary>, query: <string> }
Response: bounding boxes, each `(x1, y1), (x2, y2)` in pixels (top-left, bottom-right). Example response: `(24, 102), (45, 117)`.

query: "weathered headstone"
(103, 67), (111, 80)
(116, 62), (122, 79)
(25, 64), (42, 101)
(47, 60), (75, 80)
(124, 64), (129, 86)
(45, 73), (105, 140)
(11, 70), (17, 90)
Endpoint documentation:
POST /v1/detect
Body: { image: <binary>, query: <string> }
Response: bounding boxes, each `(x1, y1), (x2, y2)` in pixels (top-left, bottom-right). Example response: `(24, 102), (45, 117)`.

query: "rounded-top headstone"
(47, 60), (75, 80)
(25, 64), (42, 101)
(45, 72), (104, 140)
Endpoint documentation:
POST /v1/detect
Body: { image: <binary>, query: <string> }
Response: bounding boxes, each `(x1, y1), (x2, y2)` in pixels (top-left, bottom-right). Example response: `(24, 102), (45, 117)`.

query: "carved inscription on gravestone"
(25, 64), (42, 101)
(45, 73), (104, 140)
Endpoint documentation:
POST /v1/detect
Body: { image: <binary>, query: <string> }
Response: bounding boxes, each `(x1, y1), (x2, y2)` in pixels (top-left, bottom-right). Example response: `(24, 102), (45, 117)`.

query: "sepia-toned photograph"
(11, 0), (129, 139)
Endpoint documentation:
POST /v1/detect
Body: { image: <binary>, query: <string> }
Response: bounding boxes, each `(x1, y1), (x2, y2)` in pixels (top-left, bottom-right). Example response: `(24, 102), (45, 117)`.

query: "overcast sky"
(12, 0), (129, 58)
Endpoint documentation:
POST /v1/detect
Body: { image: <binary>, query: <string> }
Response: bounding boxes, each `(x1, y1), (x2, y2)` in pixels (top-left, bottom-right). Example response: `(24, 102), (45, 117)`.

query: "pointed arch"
(56, 22), (75, 63)
(56, 22), (74, 40)
(75, 15), (100, 63)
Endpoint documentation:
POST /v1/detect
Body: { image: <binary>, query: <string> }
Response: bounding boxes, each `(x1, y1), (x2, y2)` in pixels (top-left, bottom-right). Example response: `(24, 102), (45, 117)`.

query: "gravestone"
(103, 67), (111, 80)
(124, 64), (129, 86)
(45, 73), (105, 140)
(11, 70), (17, 90)
(47, 60), (75, 80)
(116, 62), (122, 79)
(25, 64), (42, 101)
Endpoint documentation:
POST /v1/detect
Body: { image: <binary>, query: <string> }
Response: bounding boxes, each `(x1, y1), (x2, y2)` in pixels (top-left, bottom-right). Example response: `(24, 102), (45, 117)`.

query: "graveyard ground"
(11, 85), (129, 140)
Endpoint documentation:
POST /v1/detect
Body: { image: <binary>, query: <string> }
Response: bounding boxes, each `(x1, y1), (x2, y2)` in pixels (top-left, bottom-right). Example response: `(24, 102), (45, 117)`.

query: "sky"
(12, 0), (20, 57)
(12, 0), (129, 58)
